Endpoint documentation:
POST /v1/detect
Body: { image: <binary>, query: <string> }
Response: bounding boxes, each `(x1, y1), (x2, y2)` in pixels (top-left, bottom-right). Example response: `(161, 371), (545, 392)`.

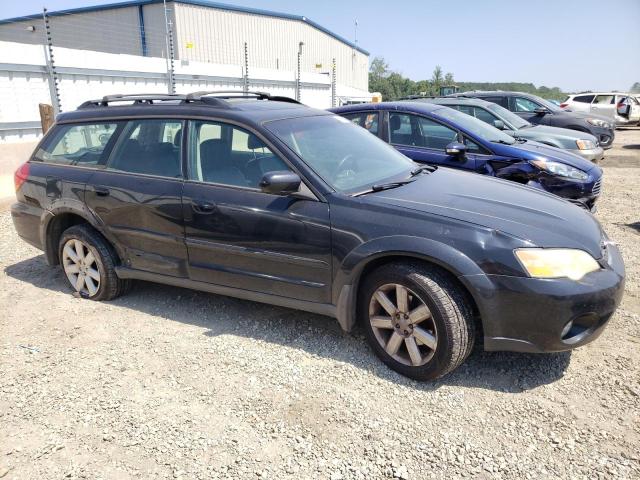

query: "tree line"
(369, 56), (568, 101)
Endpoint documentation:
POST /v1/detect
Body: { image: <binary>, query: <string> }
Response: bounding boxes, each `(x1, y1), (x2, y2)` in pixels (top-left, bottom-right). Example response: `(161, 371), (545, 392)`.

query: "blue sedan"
(330, 102), (603, 211)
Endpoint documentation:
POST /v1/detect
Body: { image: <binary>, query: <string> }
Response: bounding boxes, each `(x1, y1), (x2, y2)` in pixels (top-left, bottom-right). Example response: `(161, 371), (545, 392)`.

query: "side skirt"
(115, 266), (337, 320)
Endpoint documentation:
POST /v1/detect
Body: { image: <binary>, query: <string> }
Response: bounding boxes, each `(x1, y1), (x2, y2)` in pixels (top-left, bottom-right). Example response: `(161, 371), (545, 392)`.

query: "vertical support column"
(296, 42), (304, 102)
(243, 42), (249, 94)
(167, 21), (176, 94)
(331, 58), (337, 108)
(42, 8), (61, 114)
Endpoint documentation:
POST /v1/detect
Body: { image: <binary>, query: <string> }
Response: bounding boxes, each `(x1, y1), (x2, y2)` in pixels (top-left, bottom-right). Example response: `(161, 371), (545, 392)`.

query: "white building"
(0, 0), (369, 92)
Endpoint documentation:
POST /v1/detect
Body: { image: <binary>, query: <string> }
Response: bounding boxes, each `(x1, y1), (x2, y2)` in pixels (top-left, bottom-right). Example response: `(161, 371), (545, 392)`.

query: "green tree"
(630, 82), (640, 93)
(444, 72), (454, 85)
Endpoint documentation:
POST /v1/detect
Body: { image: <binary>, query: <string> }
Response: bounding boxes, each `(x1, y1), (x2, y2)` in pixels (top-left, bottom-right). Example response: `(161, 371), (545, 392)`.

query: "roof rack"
(185, 90), (301, 105)
(78, 90), (301, 110)
(78, 93), (186, 109)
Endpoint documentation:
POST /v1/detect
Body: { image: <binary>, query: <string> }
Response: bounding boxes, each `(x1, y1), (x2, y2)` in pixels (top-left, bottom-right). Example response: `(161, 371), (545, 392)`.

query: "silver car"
(562, 92), (640, 127)
(415, 97), (604, 163)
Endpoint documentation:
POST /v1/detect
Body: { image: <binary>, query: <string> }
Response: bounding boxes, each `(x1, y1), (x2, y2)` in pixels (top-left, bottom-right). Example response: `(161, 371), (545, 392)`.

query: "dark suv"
(449, 91), (616, 148)
(11, 91), (625, 380)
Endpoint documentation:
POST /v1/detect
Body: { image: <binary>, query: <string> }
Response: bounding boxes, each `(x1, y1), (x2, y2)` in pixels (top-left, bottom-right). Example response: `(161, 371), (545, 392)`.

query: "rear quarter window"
(35, 123), (119, 166)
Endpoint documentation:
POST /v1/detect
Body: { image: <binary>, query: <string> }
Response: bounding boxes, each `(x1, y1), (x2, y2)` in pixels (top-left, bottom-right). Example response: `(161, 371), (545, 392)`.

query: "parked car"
(561, 93), (640, 127)
(12, 92), (624, 380)
(448, 91), (616, 148)
(330, 102), (603, 211)
(409, 96), (604, 163)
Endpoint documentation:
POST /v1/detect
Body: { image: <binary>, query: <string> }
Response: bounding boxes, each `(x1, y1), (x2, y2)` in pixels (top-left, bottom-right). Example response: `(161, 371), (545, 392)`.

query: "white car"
(561, 92), (640, 127)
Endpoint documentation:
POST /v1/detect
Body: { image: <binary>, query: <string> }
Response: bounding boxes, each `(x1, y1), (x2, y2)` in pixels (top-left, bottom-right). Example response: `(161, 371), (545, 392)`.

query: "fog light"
(561, 320), (574, 339)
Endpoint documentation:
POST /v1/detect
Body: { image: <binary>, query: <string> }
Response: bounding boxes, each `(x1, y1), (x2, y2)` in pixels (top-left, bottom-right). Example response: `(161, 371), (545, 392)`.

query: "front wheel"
(359, 262), (475, 380)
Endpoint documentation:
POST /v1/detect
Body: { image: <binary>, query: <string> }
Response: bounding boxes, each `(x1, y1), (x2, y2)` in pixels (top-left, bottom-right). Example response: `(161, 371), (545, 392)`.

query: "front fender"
(332, 235), (494, 332)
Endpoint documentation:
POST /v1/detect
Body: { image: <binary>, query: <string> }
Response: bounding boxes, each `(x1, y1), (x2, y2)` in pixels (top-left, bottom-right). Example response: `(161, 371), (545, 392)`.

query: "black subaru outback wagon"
(12, 91), (625, 380)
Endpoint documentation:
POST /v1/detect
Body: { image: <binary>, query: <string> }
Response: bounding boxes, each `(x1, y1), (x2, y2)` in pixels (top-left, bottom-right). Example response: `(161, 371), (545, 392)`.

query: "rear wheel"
(58, 225), (130, 301)
(359, 262), (475, 380)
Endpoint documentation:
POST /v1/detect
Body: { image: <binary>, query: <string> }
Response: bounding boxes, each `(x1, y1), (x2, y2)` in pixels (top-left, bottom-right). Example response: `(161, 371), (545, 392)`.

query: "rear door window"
(593, 95), (614, 105)
(107, 119), (183, 178)
(482, 96), (509, 108)
(573, 94), (595, 103)
(35, 123), (118, 166)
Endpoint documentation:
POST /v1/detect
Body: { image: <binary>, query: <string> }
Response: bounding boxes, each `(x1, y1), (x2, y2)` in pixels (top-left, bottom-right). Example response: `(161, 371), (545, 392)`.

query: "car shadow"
(4, 255), (571, 393)
(622, 144), (640, 150)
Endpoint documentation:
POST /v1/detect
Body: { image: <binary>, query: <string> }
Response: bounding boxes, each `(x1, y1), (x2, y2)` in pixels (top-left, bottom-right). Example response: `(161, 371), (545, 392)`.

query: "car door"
(181, 119), (332, 303)
(386, 111), (476, 170)
(591, 94), (616, 120)
(84, 118), (188, 277)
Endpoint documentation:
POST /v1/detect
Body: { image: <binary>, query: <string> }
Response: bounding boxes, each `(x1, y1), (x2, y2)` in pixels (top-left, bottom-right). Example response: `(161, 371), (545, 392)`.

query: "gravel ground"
(1, 129), (639, 480)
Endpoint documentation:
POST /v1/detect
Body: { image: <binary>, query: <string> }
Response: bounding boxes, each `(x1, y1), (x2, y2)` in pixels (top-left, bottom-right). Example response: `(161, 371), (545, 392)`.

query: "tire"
(359, 262), (475, 380)
(58, 224), (130, 301)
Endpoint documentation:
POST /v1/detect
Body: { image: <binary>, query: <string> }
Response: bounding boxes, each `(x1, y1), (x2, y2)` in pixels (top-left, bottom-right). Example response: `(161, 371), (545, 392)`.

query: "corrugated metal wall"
(0, 1), (368, 91)
(174, 3), (368, 91)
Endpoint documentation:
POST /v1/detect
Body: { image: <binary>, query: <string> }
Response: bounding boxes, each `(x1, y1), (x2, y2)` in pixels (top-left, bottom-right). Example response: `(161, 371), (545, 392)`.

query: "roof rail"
(78, 93), (186, 109)
(185, 90), (301, 105)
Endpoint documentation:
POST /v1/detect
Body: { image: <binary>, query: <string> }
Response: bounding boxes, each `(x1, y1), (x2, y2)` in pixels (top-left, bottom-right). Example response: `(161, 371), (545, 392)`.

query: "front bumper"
(569, 146), (605, 164)
(590, 127), (615, 149)
(465, 242), (625, 353)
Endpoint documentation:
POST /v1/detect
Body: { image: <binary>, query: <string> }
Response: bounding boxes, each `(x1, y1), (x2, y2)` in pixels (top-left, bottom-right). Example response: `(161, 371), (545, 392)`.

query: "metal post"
(162, 0), (175, 94)
(331, 58), (337, 108)
(167, 21), (176, 94)
(296, 42), (304, 102)
(42, 8), (61, 114)
(243, 42), (249, 94)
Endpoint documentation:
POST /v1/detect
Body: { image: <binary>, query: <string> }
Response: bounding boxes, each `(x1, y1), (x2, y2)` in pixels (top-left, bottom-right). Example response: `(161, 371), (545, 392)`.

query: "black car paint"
(451, 91), (616, 148)
(11, 100), (624, 354)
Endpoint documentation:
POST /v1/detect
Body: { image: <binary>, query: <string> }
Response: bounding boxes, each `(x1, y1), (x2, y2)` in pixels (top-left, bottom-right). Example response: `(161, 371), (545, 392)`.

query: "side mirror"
(534, 107), (549, 115)
(445, 141), (467, 156)
(259, 171), (301, 195)
(493, 119), (506, 130)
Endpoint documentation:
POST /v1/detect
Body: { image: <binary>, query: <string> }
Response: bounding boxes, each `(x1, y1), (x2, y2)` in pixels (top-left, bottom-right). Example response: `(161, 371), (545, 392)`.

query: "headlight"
(514, 248), (600, 280)
(586, 118), (611, 129)
(575, 139), (595, 150)
(531, 159), (588, 180)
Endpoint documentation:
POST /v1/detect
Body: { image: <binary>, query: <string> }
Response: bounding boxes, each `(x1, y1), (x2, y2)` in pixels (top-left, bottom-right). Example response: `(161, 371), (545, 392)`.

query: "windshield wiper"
(491, 139), (514, 145)
(410, 164), (437, 176)
(354, 179), (415, 196)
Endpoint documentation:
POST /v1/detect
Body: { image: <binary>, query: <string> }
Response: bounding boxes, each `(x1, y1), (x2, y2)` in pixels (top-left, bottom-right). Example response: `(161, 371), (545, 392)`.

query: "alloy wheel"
(368, 283), (438, 366)
(62, 239), (101, 297)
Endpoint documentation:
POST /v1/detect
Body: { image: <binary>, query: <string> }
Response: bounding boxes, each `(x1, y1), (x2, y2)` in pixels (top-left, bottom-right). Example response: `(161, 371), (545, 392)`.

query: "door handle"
(193, 201), (215, 213)
(94, 186), (110, 197)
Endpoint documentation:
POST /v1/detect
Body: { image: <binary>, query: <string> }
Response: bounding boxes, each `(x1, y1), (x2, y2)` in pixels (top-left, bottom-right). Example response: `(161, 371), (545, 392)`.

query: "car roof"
(409, 97), (494, 108)
(56, 93), (331, 126)
(568, 92), (628, 96)
(330, 101), (446, 115)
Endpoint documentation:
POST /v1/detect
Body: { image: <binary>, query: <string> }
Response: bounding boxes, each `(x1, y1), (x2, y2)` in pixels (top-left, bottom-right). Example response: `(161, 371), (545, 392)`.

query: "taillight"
(559, 103), (568, 108)
(14, 162), (30, 192)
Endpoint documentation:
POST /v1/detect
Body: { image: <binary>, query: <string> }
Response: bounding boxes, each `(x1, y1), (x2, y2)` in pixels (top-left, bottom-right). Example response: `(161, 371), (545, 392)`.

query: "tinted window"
(435, 108), (515, 145)
(483, 96), (508, 108)
(342, 112), (379, 135)
(36, 123), (118, 166)
(593, 95), (614, 105)
(574, 95), (595, 103)
(486, 103), (530, 129)
(513, 97), (541, 112)
(463, 136), (490, 155)
(455, 105), (474, 115)
(266, 115), (414, 193)
(108, 119), (183, 178)
(188, 121), (290, 189)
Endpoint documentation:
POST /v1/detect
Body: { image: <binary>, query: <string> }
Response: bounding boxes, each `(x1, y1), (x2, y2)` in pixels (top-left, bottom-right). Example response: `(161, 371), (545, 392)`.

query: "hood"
(519, 124), (597, 143)
(364, 168), (604, 258)
(500, 140), (597, 172)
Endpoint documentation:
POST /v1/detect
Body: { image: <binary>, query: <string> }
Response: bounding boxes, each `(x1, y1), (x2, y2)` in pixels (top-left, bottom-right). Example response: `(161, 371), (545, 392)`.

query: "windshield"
(486, 103), (530, 130)
(265, 115), (415, 193)
(434, 107), (515, 144)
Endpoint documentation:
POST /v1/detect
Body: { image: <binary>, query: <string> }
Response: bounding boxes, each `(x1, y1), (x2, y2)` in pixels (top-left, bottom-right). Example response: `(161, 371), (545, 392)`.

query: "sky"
(1, 0), (639, 92)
